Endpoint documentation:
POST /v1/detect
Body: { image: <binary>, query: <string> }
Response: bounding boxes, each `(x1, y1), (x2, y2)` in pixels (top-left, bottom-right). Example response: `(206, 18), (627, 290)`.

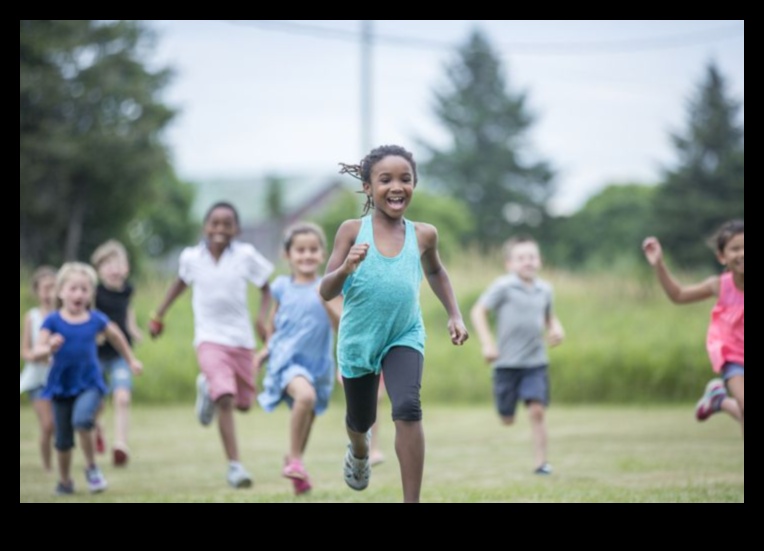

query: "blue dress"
(257, 276), (335, 415)
(40, 310), (109, 399)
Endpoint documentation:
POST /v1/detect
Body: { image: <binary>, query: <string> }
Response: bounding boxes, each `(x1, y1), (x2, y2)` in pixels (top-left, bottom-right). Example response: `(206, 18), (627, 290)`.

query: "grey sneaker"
(227, 463), (253, 489)
(85, 466), (108, 493)
(343, 432), (371, 491)
(534, 463), (553, 475)
(54, 481), (75, 496)
(195, 373), (215, 426)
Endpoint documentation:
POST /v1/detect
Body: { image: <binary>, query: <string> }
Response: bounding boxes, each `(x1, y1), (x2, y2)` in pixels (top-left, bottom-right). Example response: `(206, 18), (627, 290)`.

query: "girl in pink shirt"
(643, 219), (744, 438)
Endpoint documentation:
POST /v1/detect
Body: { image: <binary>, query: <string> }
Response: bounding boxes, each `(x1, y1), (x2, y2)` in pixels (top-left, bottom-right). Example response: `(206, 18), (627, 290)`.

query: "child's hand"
(49, 333), (65, 354)
(642, 237), (663, 266)
(253, 348), (269, 370)
(342, 243), (370, 274)
(547, 327), (565, 348)
(481, 343), (498, 363)
(130, 359), (143, 375)
(148, 315), (164, 339)
(448, 318), (469, 346)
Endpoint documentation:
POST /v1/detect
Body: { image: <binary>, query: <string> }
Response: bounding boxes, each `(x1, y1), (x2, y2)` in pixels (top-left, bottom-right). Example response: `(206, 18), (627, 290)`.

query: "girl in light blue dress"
(256, 222), (341, 495)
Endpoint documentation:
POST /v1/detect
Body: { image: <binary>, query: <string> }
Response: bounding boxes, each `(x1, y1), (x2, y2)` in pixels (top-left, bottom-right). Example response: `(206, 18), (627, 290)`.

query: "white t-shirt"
(179, 240), (274, 349)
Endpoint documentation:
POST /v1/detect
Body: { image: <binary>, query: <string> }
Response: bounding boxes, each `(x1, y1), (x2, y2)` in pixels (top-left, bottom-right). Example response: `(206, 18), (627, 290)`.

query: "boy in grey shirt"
(471, 235), (564, 475)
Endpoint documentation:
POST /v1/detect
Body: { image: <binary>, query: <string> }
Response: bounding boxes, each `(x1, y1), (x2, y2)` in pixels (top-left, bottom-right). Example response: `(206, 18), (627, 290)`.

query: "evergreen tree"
(417, 28), (555, 249)
(20, 20), (184, 267)
(654, 60), (744, 270)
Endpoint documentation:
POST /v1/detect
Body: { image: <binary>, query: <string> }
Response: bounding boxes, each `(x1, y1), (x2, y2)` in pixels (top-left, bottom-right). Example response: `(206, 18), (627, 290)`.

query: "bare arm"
(642, 237), (717, 303)
(104, 321), (143, 375)
(127, 306), (143, 344)
(321, 294), (343, 333)
(255, 282), (273, 345)
(149, 277), (187, 338)
(470, 302), (497, 362)
(546, 312), (565, 348)
(20, 312), (35, 362)
(418, 223), (468, 346)
(319, 220), (366, 301)
(31, 328), (62, 362)
(253, 298), (278, 371)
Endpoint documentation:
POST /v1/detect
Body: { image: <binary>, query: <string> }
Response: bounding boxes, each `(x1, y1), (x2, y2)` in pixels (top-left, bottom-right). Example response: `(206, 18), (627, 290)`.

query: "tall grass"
(19, 255), (720, 405)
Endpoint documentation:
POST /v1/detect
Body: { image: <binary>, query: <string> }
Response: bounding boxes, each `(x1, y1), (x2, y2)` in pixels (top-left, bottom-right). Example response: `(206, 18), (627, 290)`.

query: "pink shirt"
(706, 271), (744, 373)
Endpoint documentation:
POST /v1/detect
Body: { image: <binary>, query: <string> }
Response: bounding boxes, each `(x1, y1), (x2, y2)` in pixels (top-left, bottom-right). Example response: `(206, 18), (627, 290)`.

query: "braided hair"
(338, 145), (418, 215)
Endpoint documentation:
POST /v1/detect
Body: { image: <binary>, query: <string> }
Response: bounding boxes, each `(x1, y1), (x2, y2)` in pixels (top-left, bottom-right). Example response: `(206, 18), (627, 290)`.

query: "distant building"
(239, 178), (346, 261)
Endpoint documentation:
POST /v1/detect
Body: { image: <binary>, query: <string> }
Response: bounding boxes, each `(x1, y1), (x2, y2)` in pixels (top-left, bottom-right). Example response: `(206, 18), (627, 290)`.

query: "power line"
(221, 20), (744, 55)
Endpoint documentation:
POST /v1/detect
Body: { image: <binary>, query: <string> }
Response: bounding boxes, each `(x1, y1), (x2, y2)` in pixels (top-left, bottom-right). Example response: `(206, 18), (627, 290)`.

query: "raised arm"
(418, 223), (468, 346)
(642, 236), (718, 303)
(319, 220), (366, 301)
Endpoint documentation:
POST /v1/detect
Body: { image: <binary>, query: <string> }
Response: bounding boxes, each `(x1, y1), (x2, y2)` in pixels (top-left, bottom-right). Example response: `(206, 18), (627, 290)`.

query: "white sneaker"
(85, 466), (108, 493)
(343, 431), (371, 491)
(227, 463), (253, 489)
(195, 373), (215, 426)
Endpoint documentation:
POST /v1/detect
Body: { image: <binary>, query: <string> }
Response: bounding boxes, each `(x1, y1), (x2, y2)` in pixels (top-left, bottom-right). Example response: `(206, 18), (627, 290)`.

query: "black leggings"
(343, 346), (424, 433)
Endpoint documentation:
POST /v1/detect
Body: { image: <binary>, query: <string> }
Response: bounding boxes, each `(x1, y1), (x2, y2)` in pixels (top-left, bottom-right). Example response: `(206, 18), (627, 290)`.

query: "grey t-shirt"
(478, 273), (553, 369)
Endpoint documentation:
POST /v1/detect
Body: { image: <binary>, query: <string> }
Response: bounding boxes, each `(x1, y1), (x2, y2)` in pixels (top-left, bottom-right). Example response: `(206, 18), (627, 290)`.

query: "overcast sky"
(147, 20), (744, 215)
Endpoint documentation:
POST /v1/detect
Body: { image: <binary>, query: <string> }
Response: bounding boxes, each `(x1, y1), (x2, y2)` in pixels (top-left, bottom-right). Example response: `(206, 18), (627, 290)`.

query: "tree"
(417, 28), (555, 249)
(20, 20), (185, 267)
(545, 183), (657, 271)
(653, 60), (744, 270)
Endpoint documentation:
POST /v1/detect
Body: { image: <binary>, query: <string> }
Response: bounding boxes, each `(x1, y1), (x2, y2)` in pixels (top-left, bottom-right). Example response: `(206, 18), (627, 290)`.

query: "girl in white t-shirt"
(149, 201), (274, 489)
(20, 265), (58, 472)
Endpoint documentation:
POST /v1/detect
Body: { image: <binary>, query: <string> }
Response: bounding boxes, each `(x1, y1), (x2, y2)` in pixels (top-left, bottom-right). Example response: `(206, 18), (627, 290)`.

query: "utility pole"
(360, 20), (373, 157)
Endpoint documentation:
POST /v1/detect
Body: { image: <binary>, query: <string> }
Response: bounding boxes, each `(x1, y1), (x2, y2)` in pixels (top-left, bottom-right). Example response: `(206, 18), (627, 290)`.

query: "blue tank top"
(338, 215), (426, 378)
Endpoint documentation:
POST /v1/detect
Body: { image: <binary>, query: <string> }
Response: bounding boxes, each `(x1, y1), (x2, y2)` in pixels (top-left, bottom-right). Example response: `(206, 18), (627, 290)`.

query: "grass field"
(20, 401), (744, 503)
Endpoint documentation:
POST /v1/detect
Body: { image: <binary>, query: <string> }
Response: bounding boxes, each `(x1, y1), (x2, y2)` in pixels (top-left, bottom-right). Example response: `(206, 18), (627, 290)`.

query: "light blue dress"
(337, 215), (426, 378)
(257, 275), (335, 415)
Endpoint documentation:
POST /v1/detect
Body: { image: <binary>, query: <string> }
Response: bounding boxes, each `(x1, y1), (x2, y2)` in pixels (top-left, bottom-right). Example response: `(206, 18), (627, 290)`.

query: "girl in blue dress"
(256, 222), (342, 495)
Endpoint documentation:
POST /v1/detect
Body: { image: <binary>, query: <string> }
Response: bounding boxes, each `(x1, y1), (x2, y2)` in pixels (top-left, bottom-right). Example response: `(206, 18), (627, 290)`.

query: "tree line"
(20, 21), (743, 274)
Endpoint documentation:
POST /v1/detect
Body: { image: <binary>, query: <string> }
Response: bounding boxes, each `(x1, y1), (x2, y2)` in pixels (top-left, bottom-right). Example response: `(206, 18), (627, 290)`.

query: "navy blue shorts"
(492, 365), (549, 418)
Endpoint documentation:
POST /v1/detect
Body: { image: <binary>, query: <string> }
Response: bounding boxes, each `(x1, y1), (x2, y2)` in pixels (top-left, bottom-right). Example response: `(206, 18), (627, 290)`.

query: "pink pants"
(196, 342), (256, 410)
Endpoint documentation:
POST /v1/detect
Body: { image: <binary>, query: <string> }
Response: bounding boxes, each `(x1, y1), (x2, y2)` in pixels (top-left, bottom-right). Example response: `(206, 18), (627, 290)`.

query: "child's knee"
(390, 397), (422, 422)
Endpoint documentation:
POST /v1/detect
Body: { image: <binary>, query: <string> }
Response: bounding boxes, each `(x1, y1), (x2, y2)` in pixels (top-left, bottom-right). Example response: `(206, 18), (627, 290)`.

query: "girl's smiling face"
(718, 232), (744, 276)
(286, 231), (325, 281)
(364, 155), (416, 218)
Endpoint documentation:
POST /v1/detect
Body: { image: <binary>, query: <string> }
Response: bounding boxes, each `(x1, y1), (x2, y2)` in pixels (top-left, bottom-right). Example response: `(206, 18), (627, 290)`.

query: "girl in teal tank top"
(320, 145), (469, 503)
(338, 215), (425, 378)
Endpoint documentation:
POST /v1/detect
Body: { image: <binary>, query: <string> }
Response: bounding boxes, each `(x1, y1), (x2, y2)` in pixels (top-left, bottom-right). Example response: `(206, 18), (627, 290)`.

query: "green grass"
(20, 401), (744, 503)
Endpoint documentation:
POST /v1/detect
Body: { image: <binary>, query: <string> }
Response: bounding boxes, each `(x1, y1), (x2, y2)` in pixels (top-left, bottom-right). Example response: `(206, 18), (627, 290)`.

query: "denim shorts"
(493, 365), (549, 418)
(52, 388), (103, 451)
(100, 356), (133, 392)
(722, 362), (744, 381)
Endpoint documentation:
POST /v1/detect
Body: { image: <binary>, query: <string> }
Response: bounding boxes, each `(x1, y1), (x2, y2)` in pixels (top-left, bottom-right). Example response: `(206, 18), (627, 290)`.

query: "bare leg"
(394, 419), (424, 503)
(33, 398), (54, 472)
(112, 388), (131, 449)
(79, 428), (96, 467)
(285, 377), (316, 461)
(726, 375), (744, 438)
(216, 395), (239, 462)
(528, 401), (548, 469)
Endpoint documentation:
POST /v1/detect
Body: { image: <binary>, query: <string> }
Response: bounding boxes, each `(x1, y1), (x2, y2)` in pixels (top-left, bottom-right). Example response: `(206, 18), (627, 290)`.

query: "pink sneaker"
(292, 476), (312, 495)
(695, 378), (726, 421)
(282, 458), (308, 480)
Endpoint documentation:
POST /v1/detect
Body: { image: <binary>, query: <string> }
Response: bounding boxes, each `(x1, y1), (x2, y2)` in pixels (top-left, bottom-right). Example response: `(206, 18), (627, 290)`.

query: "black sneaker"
(54, 481), (75, 496)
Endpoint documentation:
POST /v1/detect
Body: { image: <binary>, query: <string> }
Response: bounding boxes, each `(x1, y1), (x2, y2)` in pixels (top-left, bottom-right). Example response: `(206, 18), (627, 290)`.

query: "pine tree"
(417, 28), (555, 249)
(654, 60), (744, 270)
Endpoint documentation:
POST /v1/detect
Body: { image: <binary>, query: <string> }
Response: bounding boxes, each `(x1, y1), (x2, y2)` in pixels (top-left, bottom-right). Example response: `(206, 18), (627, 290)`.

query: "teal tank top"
(338, 215), (426, 378)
